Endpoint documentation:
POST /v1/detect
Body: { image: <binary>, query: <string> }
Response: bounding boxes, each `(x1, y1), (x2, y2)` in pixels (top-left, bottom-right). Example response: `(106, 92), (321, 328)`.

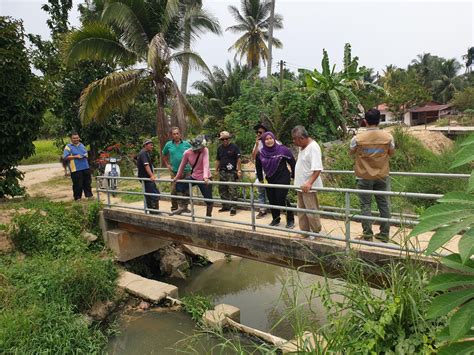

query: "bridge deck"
(103, 197), (459, 259)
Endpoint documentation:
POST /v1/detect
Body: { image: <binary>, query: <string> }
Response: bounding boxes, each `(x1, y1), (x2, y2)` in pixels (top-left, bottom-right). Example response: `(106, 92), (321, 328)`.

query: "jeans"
(357, 177), (391, 236)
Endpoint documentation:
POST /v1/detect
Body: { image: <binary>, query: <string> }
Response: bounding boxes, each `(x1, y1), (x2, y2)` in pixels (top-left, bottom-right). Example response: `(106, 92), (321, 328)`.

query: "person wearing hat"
(162, 127), (192, 214)
(136, 139), (160, 214)
(173, 135), (214, 222)
(215, 131), (242, 216)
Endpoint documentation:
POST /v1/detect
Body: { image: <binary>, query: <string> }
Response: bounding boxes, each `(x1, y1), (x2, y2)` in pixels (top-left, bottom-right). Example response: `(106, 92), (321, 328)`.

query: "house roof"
(408, 103), (452, 113)
(377, 103), (389, 111)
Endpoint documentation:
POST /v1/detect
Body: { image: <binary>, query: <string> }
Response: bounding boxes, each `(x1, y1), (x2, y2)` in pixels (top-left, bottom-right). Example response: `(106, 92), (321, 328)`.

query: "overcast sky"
(2, 0), (473, 89)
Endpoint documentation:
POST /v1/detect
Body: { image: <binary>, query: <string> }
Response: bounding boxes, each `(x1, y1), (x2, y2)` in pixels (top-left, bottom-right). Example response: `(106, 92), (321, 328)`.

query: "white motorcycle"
(100, 157), (121, 192)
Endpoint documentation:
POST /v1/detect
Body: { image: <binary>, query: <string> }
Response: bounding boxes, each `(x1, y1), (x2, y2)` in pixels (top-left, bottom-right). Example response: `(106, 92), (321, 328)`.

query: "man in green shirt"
(162, 127), (192, 213)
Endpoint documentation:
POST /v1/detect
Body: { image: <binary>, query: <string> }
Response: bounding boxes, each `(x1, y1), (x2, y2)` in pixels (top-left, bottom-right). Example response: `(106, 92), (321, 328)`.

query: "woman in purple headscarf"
(256, 132), (296, 228)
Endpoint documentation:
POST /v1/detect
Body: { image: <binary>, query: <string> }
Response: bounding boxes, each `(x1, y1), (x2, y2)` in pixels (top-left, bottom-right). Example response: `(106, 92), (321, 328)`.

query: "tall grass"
(19, 139), (61, 165)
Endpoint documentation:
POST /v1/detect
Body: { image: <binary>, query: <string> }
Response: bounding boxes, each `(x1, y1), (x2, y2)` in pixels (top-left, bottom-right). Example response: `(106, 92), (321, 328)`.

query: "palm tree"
(64, 0), (208, 153)
(179, 0), (221, 95)
(462, 47), (474, 73)
(226, 0), (283, 69)
(266, 0), (276, 78)
(191, 60), (257, 134)
(432, 59), (463, 103)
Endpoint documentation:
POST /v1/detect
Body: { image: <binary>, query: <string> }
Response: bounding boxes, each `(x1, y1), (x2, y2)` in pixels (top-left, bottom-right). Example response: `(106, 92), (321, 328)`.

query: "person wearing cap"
(215, 131), (241, 216)
(173, 135), (214, 222)
(137, 139), (160, 214)
(162, 127), (192, 214)
(63, 132), (93, 201)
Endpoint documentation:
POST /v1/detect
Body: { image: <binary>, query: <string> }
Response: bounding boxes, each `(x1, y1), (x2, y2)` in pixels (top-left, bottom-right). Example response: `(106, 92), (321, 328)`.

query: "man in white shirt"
(292, 125), (323, 235)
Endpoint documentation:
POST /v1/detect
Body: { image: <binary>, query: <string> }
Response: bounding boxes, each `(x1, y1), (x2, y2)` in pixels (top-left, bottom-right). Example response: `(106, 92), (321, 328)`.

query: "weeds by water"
(1, 199), (118, 353)
(181, 294), (214, 323)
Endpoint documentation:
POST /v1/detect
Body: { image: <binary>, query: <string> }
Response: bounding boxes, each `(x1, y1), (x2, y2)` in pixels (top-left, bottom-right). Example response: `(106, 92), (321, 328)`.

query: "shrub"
(2, 254), (117, 312)
(0, 302), (109, 353)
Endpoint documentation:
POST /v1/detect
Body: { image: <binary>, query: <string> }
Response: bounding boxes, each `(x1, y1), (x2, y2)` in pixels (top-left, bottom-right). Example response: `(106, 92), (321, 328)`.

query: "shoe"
(256, 211), (267, 219)
(170, 207), (185, 215)
(218, 207), (231, 213)
(229, 208), (236, 216)
(182, 208), (191, 214)
(171, 206), (178, 212)
(356, 234), (373, 241)
(269, 219), (280, 227)
(374, 233), (389, 243)
(286, 221), (295, 229)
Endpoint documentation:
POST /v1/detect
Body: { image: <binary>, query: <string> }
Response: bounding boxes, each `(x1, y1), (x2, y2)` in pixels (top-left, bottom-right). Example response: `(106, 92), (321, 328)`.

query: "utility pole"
(279, 60), (285, 91)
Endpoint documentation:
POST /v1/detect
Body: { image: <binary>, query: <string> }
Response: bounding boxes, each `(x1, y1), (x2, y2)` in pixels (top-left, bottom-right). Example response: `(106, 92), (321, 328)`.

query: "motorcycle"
(98, 156), (121, 193)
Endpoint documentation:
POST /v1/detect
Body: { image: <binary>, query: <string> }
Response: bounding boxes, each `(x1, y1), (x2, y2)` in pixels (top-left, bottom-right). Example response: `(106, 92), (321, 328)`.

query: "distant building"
(403, 102), (453, 126)
(375, 102), (453, 126)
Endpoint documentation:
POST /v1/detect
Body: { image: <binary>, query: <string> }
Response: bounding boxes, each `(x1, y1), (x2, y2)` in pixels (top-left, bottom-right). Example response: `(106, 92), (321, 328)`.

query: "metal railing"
(96, 169), (469, 256)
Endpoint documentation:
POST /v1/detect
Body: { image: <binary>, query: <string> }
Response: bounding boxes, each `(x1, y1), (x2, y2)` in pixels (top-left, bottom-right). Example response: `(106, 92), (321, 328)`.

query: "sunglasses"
(257, 131), (265, 135)
(221, 138), (230, 141)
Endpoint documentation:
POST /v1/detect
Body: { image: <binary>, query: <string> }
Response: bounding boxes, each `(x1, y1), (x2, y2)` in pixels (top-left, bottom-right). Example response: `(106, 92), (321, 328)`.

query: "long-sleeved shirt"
(176, 148), (211, 180)
(256, 155), (296, 185)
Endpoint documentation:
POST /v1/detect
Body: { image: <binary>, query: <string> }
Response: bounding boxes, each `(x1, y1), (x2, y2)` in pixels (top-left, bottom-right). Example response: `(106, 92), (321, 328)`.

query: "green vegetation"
(0, 17), (47, 198)
(410, 134), (474, 353)
(19, 139), (61, 165)
(181, 294), (214, 323)
(1, 199), (118, 353)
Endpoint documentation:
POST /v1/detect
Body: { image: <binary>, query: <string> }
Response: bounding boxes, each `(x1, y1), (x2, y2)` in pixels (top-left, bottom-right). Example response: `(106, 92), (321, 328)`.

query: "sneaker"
(374, 233), (389, 243)
(230, 208), (236, 216)
(170, 207), (185, 215)
(269, 219), (280, 227)
(286, 221), (295, 229)
(218, 207), (231, 213)
(171, 207), (178, 212)
(182, 208), (191, 214)
(256, 210), (267, 219)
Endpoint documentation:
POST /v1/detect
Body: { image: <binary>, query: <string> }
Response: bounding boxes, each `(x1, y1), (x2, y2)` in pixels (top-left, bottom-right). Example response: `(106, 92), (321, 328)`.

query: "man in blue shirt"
(63, 132), (93, 200)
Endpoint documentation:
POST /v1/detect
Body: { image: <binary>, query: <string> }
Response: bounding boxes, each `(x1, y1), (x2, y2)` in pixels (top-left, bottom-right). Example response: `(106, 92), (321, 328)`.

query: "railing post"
(250, 183), (256, 232)
(344, 191), (351, 253)
(106, 177), (111, 208)
(96, 176), (100, 202)
(141, 179), (147, 214)
(189, 182), (195, 222)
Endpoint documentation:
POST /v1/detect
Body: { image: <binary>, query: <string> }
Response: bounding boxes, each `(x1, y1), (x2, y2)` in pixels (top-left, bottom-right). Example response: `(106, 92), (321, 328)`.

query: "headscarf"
(259, 131), (293, 177)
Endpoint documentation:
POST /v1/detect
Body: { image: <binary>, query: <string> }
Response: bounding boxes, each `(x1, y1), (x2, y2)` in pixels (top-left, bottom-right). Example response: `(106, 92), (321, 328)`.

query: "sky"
(1, 0), (473, 90)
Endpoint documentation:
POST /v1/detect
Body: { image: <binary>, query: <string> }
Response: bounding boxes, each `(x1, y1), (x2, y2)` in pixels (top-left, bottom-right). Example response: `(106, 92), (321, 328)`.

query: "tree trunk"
(180, 15), (191, 96)
(155, 81), (169, 166)
(266, 0), (276, 78)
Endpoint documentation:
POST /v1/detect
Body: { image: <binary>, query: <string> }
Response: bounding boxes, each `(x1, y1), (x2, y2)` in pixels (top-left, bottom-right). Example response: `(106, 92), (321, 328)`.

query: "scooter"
(103, 157), (121, 192)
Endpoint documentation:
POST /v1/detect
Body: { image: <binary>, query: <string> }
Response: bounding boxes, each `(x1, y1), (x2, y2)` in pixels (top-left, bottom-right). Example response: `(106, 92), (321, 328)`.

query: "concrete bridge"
(98, 171), (466, 275)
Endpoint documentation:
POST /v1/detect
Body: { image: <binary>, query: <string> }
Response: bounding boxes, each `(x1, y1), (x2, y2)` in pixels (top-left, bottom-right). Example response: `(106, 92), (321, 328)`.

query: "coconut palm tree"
(226, 0), (283, 69)
(64, 0), (208, 152)
(179, 0), (221, 95)
(432, 59), (463, 103)
(462, 46), (474, 73)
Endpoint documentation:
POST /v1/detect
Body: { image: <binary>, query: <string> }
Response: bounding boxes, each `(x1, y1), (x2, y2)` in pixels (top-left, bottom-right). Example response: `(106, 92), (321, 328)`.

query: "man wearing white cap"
(215, 131), (241, 216)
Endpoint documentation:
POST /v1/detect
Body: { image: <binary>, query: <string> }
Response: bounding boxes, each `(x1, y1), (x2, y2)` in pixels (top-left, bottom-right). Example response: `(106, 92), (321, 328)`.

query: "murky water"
(108, 258), (343, 354)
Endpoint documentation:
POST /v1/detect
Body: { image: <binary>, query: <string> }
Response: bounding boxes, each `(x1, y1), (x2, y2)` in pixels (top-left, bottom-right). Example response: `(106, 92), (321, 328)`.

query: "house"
(376, 104), (397, 124)
(375, 102), (453, 126)
(403, 102), (453, 126)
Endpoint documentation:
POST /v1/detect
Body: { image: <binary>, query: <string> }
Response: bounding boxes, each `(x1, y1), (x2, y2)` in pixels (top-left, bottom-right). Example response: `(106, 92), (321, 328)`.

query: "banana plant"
(299, 43), (380, 137)
(410, 134), (474, 354)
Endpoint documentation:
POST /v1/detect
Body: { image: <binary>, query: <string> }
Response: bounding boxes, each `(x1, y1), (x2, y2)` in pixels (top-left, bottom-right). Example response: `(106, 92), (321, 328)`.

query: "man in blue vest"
(63, 132), (93, 200)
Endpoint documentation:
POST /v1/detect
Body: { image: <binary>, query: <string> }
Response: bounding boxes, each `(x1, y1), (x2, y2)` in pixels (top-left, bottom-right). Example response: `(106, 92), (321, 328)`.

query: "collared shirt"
(63, 143), (89, 173)
(162, 140), (192, 173)
(294, 140), (324, 189)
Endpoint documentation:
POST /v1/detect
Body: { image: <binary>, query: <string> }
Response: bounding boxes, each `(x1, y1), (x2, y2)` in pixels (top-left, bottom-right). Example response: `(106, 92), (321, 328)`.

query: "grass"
(20, 139), (62, 165)
(1, 199), (119, 353)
